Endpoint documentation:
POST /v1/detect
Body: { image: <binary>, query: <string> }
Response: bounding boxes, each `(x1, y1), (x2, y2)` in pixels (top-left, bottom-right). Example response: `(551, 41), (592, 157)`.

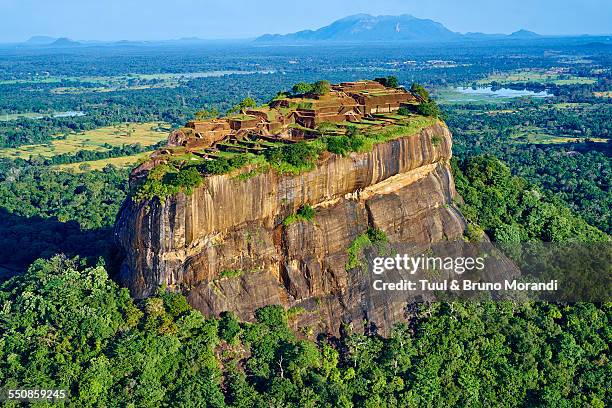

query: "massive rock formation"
(115, 121), (467, 335)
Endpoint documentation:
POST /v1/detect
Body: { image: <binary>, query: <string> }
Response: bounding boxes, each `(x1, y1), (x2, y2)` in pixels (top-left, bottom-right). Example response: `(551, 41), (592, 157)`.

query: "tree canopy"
(410, 83), (430, 101)
(311, 80), (331, 96)
(375, 76), (400, 88)
(1, 256), (609, 407)
(452, 155), (609, 243)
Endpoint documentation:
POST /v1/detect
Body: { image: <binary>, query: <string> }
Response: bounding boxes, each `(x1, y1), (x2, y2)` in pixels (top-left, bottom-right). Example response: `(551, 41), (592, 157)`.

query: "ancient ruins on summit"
(131, 80), (420, 180)
(169, 80), (417, 149)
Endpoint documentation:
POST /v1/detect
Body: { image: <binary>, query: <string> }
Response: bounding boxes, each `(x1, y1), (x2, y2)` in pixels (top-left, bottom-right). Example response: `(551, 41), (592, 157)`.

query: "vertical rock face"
(114, 122), (467, 335)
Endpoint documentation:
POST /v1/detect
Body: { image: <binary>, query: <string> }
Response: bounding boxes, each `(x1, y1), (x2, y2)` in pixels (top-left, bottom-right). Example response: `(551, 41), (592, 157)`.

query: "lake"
(0, 110), (86, 121)
(454, 86), (552, 99)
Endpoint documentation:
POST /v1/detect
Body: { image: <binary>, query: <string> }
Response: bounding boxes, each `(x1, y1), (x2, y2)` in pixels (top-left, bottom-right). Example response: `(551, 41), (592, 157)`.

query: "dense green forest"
(452, 156), (608, 242)
(1, 155), (609, 407)
(446, 101), (612, 234)
(0, 159), (128, 273)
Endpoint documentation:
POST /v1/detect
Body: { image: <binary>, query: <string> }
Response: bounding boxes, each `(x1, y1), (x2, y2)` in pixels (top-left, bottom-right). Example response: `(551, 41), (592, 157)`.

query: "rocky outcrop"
(115, 121), (467, 335)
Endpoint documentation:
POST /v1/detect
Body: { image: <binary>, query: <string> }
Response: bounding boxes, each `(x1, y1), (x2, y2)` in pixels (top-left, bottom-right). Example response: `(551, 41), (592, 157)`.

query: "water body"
(132, 70), (275, 80)
(0, 110), (86, 121)
(50, 110), (86, 118)
(187, 70), (275, 77)
(454, 86), (552, 99)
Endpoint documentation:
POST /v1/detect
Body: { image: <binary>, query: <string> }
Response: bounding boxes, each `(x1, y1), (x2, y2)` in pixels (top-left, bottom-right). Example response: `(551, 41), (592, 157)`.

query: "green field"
(552, 102), (592, 109)
(55, 152), (151, 172)
(0, 122), (170, 159)
(509, 125), (608, 144)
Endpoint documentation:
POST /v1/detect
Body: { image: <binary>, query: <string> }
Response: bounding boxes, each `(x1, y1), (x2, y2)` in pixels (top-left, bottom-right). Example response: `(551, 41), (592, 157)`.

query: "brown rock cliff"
(114, 121), (467, 335)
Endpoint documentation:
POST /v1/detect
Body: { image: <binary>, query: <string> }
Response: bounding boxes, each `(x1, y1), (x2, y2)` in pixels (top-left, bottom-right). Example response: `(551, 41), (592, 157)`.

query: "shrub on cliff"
(291, 80), (330, 97)
(133, 154), (257, 201)
(264, 141), (321, 173)
(203, 158), (232, 175)
(325, 136), (352, 156)
(346, 228), (388, 270)
(194, 107), (220, 120)
(410, 82), (430, 100)
(417, 100), (443, 118)
(283, 204), (316, 226)
(204, 154), (250, 175)
(316, 121), (338, 136)
(133, 164), (204, 202)
(409, 82), (443, 118)
(169, 166), (203, 194)
(132, 164), (181, 202)
(397, 106), (412, 116)
(228, 97), (257, 114)
(325, 126), (369, 156)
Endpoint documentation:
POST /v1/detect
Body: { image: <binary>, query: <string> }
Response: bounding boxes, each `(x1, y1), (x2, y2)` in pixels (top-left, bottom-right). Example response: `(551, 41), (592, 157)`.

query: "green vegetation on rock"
(346, 228), (388, 270)
(194, 107), (220, 120)
(397, 106), (412, 116)
(132, 163), (204, 202)
(228, 97), (257, 114)
(283, 204), (316, 226)
(132, 116), (437, 202)
(311, 80), (331, 96)
(417, 100), (443, 118)
(291, 82), (314, 95)
(204, 154), (251, 175)
(410, 82), (430, 100)
(219, 269), (243, 279)
(290, 80), (330, 97)
(409, 82), (443, 118)
(324, 133), (368, 155)
(264, 141), (321, 174)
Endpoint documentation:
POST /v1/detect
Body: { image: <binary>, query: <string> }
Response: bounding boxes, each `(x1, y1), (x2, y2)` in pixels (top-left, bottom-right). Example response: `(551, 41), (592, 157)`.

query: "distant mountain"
(257, 14), (457, 43)
(49, 37), (81, 47)
(509, 29), (541, 39)
(172, 37), (207, 44)
(256, 14), (541, 43)
(25, 36), (57, 45)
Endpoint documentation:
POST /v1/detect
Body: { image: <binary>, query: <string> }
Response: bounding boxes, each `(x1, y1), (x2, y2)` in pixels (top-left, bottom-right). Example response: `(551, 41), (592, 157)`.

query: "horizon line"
(3, 32), (612, 45)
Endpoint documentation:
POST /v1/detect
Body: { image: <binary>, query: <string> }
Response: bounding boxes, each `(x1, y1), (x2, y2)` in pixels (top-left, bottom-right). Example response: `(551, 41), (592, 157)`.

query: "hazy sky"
(1, 0), (611, 42)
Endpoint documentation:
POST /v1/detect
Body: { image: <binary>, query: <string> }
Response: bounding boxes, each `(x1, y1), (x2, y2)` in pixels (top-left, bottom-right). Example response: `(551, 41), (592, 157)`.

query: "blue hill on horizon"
(256, 14), (542, 43)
